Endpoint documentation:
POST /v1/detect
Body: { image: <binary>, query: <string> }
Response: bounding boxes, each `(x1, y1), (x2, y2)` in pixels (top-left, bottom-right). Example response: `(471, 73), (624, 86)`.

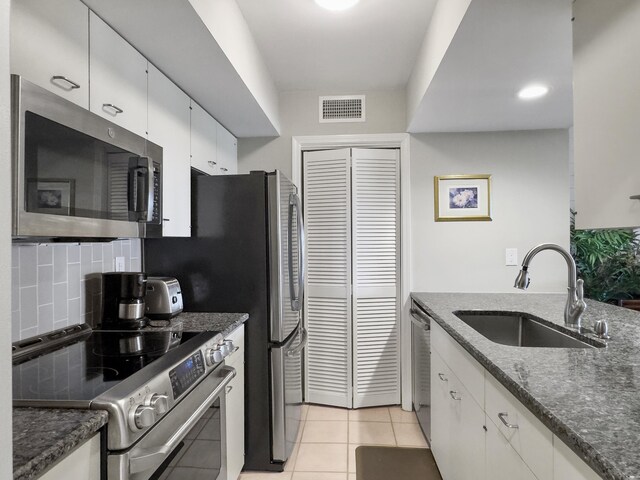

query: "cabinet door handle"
(220, 167), (228, 172)
(438, 373), (447, 382)
(498, 412), (519, 429)
(449, 390), (461, 401)
(208, 160), (217, 166)
(162, 218), (170, 222)
(103, 103), (124, 114)
(51, 75), (80, 89)
(226, 385), (233, 393)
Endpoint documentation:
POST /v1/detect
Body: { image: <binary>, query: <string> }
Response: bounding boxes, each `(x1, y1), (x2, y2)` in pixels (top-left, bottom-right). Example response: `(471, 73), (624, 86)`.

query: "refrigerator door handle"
(286, 327), (308, 357)
(288, 193), (306, 311)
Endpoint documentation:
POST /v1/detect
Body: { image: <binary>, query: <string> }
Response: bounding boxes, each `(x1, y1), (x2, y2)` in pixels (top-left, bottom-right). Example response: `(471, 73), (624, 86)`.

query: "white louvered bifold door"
(303, 148), (352, 408)
(351, 148), (400, 408)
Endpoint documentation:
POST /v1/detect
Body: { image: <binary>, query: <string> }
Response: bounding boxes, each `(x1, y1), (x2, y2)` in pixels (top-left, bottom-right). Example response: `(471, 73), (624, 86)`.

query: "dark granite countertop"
(411, 292), (640, 480)
(13, 408), (107, 480)
(13, 311), (247, 479)
(144, 311), (249, 340)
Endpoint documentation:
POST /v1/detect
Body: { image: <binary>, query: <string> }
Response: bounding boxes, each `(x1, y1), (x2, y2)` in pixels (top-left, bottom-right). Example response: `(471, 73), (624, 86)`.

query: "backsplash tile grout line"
(11, 239), (142, 342)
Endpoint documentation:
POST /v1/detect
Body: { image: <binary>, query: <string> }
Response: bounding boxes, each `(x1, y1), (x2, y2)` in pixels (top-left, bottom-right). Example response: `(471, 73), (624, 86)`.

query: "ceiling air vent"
(319, 95), (366, 123)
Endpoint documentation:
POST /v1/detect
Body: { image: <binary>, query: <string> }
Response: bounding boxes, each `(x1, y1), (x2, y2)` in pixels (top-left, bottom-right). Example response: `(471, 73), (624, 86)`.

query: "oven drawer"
(108, 365), (235, 480)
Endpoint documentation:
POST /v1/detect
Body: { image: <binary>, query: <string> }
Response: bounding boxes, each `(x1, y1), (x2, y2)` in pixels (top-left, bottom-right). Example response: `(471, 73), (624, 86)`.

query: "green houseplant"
(570, 211), (640, 302)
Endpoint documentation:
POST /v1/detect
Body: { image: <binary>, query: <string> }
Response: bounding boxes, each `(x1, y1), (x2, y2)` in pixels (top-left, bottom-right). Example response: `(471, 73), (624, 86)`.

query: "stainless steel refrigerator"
(144, 170), (307, 471)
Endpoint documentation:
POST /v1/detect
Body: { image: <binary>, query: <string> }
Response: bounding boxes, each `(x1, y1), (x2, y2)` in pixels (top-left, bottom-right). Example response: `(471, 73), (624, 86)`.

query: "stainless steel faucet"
(514, 243), (587, 329)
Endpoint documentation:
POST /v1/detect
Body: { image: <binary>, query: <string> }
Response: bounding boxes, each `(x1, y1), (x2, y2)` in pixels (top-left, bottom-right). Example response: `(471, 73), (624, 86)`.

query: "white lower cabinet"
(485, 374), (553, 480)
(486, 418), (537, 480)
(430, 349), (452, 479)
(430, 321), (602, 480)
(39, 434), (100, 480)
(554, 437), (602, 480)
(224, 325), (245, 480)
(448, 373), (485, 480)
(431, 348), (485, 480)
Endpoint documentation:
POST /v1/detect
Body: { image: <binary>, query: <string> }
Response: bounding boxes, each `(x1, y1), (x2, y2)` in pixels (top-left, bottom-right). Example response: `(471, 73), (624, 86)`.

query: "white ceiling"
(408, 0), (573, 132)
(235, 0), (438, 92)
(82, 0), (573, 135)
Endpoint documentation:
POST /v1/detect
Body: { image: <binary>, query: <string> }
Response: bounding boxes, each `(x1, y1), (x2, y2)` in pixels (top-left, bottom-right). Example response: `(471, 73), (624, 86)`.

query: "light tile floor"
(239, 404), (429, 480)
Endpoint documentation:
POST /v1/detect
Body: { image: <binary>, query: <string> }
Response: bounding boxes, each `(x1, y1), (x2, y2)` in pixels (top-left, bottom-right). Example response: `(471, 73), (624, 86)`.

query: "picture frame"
(434, 174), (492, 222)
(27, 179), (75, 216)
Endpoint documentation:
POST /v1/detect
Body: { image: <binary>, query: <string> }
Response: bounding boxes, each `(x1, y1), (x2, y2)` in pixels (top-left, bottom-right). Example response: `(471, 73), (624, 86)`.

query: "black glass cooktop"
(13, 330), (202, 403)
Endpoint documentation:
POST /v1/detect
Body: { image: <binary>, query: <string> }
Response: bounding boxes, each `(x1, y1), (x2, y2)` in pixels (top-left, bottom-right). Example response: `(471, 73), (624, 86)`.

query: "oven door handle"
(129, 366), (236, 474)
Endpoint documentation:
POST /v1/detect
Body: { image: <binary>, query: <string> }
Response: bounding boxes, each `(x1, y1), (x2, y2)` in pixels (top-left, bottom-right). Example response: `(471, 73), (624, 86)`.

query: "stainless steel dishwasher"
(411, 298), (432, 444)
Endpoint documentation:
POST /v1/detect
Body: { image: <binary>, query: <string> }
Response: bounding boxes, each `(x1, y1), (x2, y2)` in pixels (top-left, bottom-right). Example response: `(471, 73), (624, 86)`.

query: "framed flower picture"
(27, 179), (75, 216)
(434, 174), (492, 222)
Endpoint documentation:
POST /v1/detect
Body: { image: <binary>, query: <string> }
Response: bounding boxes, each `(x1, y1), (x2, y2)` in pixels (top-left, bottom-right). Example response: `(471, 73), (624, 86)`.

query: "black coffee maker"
(102, 272), (149, 329)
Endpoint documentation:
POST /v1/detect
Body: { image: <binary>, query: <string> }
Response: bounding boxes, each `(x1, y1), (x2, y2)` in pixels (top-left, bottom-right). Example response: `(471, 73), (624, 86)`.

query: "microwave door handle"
(128, 165), (143, 218)
(142, 156), (154, 222)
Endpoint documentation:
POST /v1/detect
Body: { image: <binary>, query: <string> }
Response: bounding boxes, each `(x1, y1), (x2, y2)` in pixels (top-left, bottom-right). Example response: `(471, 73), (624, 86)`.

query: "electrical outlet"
(114, 256), (125, 272)
(505, 248), (518, 266)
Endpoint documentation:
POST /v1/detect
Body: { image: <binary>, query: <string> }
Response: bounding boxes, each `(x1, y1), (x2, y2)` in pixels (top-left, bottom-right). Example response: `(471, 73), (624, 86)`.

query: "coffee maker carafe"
(102, 272), (149, 329)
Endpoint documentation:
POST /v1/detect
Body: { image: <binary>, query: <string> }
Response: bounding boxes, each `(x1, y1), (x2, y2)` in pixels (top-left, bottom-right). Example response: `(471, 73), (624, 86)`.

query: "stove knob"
(133, 405), (156, 430)
(146, 393), (169, 415)
(219, 343), (230, 356)
(212, 346), (224, 362)
(206, 347), (224, 365)
(224, 339), (235, 353)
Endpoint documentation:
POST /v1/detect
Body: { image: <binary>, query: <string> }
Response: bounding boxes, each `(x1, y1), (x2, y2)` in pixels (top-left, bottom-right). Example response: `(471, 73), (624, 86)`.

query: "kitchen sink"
(453, 311), (604, 349)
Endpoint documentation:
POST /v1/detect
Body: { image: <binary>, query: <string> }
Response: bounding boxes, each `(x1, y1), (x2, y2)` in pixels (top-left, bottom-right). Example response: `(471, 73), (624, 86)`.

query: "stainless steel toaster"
(145, 277), (183, 319)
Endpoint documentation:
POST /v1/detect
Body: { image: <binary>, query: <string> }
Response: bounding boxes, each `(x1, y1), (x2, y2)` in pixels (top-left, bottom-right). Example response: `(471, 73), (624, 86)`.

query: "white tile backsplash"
(37, 265), (53, 305)
(11, 239), (142, 342)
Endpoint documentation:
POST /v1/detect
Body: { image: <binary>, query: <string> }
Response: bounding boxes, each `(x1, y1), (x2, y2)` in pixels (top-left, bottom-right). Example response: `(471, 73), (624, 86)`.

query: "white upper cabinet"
(89, 12), (148, 138)
(190, 100), (219, 176)
(216, 124), (238, 175)
(10, 0), (89, 108)
(148, 65), (191, 237)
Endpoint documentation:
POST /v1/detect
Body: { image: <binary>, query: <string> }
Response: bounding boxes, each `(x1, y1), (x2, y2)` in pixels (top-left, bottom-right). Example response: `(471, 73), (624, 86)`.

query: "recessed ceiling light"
(517, 84), (550, 100)
(315, 0), (359, 11)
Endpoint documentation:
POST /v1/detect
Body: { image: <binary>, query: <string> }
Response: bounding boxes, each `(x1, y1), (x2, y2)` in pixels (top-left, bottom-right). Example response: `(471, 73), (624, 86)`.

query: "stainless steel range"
(13, 325), (237, 480)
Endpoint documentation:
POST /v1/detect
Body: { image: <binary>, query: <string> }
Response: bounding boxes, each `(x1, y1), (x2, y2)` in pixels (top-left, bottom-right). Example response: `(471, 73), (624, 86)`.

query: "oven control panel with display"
(169, 351), (206, 400)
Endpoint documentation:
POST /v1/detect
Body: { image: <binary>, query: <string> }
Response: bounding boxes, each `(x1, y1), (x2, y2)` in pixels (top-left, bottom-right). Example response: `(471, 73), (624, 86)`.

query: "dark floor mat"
(355, 446), (443, 480)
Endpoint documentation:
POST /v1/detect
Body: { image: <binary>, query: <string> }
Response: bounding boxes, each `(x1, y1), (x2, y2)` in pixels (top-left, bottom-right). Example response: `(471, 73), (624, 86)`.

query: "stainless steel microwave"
(11, 75), (162, 239)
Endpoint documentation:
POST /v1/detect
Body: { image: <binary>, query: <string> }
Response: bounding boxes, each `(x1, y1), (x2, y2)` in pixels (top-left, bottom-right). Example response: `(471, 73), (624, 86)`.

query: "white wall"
(238, 89), (406, 178)
(411, 129), (570, 293)
(188, 0), (280, 134)
(405, 0), (472, 130)
(239, 93), (570, 294)
(11, 240), (142, 341)
(0, 0), (12, 475)
(573, 0), (640, 229)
